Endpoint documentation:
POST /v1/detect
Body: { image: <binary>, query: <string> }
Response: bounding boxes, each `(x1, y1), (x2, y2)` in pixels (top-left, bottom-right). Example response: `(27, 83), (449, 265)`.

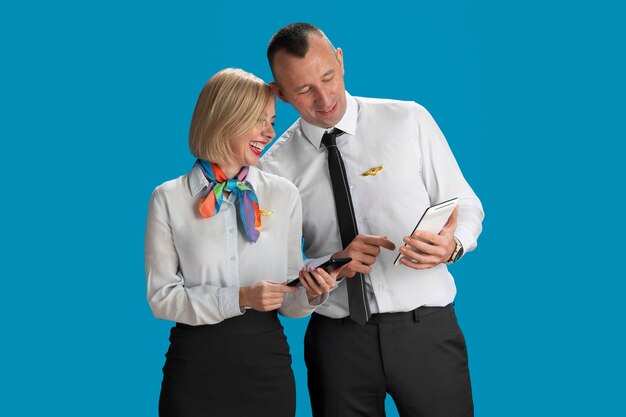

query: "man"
(258, 22), (484, 417)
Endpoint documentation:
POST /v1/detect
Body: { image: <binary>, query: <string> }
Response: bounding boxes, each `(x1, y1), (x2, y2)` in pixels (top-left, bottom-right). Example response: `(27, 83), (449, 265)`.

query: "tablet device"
(393, 198), (459, 266)
(286, 257), (352, 287)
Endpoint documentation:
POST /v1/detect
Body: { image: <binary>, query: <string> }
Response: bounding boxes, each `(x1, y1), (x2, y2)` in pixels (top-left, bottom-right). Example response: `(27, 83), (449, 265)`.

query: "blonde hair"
(189, 68), (275, 162)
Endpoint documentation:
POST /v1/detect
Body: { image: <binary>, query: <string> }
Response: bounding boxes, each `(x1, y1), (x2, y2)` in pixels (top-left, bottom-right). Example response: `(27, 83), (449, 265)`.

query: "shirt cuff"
(217, 286), (245, 320)
(453, 230), (472, 261)
(305, 290), (329, 307)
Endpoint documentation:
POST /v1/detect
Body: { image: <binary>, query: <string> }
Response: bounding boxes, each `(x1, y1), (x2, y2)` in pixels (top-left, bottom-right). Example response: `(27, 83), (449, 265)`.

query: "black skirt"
(159, 310), (295, 417)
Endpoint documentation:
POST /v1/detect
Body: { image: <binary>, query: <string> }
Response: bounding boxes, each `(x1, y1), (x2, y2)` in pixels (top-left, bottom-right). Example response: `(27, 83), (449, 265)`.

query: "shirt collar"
(188, 164), (260, 197)
(299, 91), (358, 149)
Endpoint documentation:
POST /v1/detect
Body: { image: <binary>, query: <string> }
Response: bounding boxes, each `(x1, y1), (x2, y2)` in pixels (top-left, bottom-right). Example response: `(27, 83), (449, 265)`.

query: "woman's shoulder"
(153, 174), (185, 190)
(151, 171), (195, 201)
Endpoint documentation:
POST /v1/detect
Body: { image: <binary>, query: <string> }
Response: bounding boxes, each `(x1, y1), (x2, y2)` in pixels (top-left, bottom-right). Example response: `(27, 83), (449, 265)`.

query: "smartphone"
(286, 257), (352, 287)
(393, 198), (459, 266)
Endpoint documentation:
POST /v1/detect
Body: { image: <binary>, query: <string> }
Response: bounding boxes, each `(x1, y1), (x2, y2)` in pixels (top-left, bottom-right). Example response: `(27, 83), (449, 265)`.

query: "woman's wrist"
(239, 286), (249, 309)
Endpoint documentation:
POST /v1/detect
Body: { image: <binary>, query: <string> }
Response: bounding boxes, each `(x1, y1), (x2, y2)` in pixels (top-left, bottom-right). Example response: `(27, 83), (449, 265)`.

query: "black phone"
(286, 257), (352, 286)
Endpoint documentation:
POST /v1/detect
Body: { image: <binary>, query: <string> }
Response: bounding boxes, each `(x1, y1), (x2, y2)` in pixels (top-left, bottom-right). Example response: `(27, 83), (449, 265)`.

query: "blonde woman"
(145, 68), (336, 417)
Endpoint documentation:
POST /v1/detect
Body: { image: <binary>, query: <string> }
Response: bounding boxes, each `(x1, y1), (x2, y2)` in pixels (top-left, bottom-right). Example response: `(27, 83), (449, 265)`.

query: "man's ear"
(336, 47), (345, 77)
(270, 82), (288, 103)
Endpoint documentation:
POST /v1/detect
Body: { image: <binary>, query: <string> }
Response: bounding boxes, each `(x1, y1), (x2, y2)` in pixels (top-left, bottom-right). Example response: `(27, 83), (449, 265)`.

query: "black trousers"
(304, 304), (473, 417)
(159, 310), (295, 417)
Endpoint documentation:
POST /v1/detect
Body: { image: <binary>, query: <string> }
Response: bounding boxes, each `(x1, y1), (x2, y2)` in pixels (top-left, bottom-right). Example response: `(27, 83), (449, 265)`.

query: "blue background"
(1, 0), (624, 415)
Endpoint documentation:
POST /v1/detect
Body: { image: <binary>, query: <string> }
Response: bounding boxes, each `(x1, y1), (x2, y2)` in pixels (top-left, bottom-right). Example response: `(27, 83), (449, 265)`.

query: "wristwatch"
(447, 236), (464, 264)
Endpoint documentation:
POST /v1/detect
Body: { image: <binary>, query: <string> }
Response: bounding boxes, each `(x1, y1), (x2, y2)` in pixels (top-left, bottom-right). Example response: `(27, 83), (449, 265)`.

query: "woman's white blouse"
(145, 165), (323, 325)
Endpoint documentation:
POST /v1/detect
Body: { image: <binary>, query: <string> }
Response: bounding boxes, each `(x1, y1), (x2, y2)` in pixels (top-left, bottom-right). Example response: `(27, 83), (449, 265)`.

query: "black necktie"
(321, 128), (371, 325)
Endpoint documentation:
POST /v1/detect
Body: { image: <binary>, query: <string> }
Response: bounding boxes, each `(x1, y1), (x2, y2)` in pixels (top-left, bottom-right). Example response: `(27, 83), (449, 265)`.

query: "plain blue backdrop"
(1, 0), (624, 415)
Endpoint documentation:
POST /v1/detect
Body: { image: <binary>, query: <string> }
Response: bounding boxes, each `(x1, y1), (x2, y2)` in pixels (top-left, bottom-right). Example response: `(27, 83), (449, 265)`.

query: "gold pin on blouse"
(361, 164), (384, 176)
(260, 210), (273, 216)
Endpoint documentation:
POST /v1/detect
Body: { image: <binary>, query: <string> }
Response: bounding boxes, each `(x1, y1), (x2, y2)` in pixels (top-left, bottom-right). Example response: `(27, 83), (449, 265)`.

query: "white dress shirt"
(258, 92), (484, 317)
(145, 165), (322, 326)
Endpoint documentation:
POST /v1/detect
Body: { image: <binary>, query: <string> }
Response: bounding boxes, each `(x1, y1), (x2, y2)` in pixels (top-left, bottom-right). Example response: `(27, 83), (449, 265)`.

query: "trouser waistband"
(313, 303), (452, 325)
(175, 310), (280, 335)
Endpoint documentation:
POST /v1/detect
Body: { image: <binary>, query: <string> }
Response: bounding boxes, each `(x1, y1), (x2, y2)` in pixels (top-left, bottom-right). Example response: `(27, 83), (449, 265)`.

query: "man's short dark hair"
(267, 22), (325, 73)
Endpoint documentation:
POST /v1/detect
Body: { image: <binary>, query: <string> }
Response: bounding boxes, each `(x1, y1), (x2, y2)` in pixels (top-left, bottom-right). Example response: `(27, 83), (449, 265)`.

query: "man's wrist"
(447, 236), (464, 264)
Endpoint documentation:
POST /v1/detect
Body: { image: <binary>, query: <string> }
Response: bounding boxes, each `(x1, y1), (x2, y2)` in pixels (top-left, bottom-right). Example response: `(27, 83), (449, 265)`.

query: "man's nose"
(315, 88), (332, 108)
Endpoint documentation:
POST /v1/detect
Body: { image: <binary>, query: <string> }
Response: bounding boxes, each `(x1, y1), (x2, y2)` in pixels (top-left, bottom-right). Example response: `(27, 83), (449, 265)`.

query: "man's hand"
(334, 234), (396, 278)
(239, 281), (299, 311)
(398, 207), (458, 270)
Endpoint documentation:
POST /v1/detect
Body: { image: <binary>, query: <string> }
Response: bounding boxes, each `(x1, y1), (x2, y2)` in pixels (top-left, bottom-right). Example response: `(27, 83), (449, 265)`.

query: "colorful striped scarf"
(195, 160), (261, 242)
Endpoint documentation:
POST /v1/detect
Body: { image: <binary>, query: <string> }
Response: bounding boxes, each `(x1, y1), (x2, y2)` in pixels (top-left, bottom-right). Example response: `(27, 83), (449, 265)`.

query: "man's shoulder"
(258, 119), (306, 175)
(354, 95), (432, 123)
(254, 167), (298, 194)
(354, 95), (423, 109)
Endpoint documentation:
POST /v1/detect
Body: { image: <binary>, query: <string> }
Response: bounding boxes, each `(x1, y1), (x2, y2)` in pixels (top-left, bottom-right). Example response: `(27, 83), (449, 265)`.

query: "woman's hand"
(299, 266), (337, 302)
(239, 281), (298, 312)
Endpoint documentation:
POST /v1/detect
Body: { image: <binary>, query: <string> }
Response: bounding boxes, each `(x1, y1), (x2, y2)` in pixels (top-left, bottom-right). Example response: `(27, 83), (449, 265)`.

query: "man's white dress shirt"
(145, 165), (322, 326)
(258, 92), (484, 318)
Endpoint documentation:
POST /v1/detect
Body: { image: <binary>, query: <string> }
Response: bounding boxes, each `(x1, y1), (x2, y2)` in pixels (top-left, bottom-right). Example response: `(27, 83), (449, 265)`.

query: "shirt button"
(378, 285), (384, 291)
(230, 256), (236, 262)
(228, 228), (234, 233)
(349, 184), (354, 190)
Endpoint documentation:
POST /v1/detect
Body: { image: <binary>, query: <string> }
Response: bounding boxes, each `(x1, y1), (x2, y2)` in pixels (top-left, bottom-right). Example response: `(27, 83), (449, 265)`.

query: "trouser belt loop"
(413, 309), (421, 323)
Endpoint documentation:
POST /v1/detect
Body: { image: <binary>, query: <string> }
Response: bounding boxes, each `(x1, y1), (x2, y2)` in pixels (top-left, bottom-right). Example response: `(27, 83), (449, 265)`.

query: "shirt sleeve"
(144, 189), (244, 325)
(412, 103), (485, 253)
(279, 186), (329, 317)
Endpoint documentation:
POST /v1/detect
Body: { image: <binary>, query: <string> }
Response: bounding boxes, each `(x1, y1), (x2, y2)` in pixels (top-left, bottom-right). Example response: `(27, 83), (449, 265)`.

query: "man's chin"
(312, 115), (342, 129)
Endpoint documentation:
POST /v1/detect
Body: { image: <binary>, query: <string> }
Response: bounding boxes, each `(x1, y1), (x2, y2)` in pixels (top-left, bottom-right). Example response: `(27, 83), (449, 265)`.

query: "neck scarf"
(195, 160), (261, 242)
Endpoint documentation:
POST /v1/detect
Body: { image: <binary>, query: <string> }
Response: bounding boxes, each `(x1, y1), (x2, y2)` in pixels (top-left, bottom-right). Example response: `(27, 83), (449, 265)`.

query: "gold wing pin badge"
(361, 164), (384, 176)
(260, 210), (273, 216)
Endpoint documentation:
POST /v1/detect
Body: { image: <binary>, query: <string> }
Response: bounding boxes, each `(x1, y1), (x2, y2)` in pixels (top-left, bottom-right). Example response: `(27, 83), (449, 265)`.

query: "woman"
(145, 68), (336, 417)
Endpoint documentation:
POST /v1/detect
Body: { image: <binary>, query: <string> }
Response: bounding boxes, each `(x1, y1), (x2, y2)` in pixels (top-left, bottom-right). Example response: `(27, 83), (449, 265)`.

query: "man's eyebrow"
(294, 70), (336, 91)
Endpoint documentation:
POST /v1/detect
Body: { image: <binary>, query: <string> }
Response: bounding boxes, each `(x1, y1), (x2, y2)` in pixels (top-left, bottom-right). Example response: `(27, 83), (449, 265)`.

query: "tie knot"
(321, 128), (344, 148)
